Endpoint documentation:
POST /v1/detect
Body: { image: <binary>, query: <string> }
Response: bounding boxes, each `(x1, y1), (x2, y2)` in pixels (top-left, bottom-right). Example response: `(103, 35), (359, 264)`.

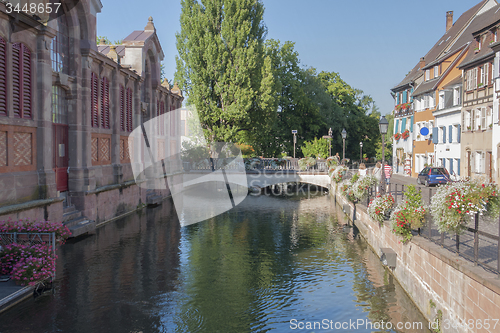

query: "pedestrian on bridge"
(373, 162), (382, 193)
(384, 162), (392, 192)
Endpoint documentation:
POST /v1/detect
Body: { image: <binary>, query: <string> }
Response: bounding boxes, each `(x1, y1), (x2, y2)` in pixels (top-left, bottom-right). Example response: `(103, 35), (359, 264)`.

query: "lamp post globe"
(341, 128), (347, 165)
(379, 116), (389, 194)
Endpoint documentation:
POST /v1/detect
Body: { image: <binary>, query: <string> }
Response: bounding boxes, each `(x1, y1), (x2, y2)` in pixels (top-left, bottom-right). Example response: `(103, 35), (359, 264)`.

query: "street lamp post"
(322, 128), (333, 158)
(328, 127), (332, 157)
(359, 142), (363, 163)
(379, 116), (389, 194)
(341, 128), (347, 165)
(292, 130), (297, 159)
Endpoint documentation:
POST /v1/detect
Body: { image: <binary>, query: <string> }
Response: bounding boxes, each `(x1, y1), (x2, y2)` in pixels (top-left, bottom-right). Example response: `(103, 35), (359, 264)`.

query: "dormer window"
(434, 65), (439, 78)
(425, 69), (430, 81)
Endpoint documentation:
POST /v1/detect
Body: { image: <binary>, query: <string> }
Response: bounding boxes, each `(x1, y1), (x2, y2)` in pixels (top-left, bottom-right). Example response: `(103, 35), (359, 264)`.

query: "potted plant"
(430, 179), (500, 234)
(368, 193), (395, 224)
(390, 185), (427, 243)
(467, 126), (471, 130)
(394, 133), (401, 141)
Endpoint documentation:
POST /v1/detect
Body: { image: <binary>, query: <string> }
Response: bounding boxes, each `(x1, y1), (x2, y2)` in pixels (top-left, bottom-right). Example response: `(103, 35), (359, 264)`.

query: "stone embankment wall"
(336, 191), (500, 333)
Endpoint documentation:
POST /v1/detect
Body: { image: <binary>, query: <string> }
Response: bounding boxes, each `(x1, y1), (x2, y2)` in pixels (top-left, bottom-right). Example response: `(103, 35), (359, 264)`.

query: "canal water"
(0, 192), (430, 332)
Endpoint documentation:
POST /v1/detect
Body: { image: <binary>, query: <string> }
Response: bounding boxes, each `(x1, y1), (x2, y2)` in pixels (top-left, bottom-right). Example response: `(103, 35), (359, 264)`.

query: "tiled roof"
(413, 78), (439, 96)
(97, 45), (126, 57)
(458, 4), (500, 68)
(123, 31), (155, 43)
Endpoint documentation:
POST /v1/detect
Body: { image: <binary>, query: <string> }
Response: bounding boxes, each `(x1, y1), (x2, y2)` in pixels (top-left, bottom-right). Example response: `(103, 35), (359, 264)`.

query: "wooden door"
(466, 150), (471, 179)
(487, 151), (492, 183)
(53, 124), (69, 192)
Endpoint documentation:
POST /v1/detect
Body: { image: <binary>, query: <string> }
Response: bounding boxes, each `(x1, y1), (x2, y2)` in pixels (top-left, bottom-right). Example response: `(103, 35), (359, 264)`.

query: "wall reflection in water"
(0, 194), (430, 333)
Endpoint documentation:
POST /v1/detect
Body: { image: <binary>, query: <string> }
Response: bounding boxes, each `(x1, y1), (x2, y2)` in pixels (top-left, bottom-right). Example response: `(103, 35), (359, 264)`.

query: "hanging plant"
(368, 193), (395, 224)
(394, 133), (401, 141)
(390, 185), (427, 243)
(330, 165), (348, 183)
(352, 175), (378, 201)
(430, 179), (500, 234)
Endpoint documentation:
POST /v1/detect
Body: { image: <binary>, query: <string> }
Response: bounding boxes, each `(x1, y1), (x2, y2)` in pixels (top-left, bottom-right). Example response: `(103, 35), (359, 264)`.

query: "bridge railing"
(182, 157), (335, 172)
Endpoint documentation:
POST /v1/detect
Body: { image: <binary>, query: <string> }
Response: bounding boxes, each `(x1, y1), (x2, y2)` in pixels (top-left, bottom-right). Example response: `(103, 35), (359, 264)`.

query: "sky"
(97, 0), (486, 115)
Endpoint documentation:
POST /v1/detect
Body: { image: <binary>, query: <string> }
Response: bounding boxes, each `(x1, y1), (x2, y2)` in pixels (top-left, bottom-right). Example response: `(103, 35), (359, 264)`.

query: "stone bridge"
(180, 170), (331, 191)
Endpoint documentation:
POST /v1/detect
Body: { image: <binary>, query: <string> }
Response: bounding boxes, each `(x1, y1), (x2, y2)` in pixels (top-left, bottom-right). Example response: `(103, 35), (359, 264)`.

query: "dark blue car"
(417, 167), (451, 187)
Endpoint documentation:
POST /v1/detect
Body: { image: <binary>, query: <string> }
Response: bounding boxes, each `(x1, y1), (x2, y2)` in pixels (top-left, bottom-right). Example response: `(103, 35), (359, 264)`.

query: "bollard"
(474, 213), (479, 266)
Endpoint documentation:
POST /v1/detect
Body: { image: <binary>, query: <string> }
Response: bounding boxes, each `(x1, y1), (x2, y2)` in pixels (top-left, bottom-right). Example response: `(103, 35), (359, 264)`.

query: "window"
(466, 68), (478, 90)
(425, 69), (430, 81)
(91, 72), (99, 127)
(485, 63), (489, 86)
(434, 65), (439, 78)
(475, 151), (485, 173)
(100, 77), (110, 128)
(51, 14), (69, 74)
(439, 91), (445, 109)
(120, 85), (125, 131)
(453, 87), (460, 106)
(481, 107), (486, 130)
(487, 107), (492, 129)
(480, 66), (485, 86)
(12, 43), (32, 119)
(52, 86), (67, 124)
(0, 37), (6, 116)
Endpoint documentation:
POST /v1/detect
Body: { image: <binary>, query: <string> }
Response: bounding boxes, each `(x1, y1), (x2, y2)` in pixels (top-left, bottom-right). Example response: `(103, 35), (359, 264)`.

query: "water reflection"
(0, 193), (429, 333)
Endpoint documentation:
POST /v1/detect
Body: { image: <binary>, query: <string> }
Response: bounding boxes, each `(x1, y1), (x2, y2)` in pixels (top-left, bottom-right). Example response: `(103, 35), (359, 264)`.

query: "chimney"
(446, 11), (453, 32)
(419, 57), (425, 69)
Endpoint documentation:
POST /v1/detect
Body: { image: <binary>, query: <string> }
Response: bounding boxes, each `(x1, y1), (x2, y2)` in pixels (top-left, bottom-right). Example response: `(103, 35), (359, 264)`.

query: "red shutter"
(126, 88), (132, 132)
(12, 44), (21, 118)
(120, 85), (125, 131)
(0, 37), (6, 116)
(22, 45), (31, 119)
(101, 77), (110, 128)
(91, 72), (99, 127)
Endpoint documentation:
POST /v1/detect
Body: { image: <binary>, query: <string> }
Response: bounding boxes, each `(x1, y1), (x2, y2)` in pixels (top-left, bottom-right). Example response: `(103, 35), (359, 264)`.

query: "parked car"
(417, 167), (451, 187)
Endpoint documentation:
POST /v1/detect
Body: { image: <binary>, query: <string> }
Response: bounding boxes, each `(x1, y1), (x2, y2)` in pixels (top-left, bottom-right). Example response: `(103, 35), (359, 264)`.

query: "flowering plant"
(0, 219), (71, 245)
(368, 193), (395, 224)
(430, 179), (500, 233)
(401, 130), (410, 140)
(340, 181), (356, 202)
(326, 156), (339, 168)
(390, 185), (427, 243)
(394, 133), (401, 141)
(330, 165), (348, 183)
(298, 157), (317, 170)
(0, 243), (55, 286)
(352, 175), (378, 200)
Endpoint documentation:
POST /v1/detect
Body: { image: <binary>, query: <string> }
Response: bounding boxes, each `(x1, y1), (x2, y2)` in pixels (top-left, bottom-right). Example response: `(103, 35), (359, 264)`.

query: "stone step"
(67, 219), (96, 238)
(146, 195), (163, 207)
(63, 205), (76, 214)
(62, 210), (81, 223)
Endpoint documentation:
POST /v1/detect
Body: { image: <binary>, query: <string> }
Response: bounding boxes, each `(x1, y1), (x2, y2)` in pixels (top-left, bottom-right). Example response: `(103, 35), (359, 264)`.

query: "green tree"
(175, 0), (275, 148)
(375, 113), (393, 161)
(301, 137), (330, 158)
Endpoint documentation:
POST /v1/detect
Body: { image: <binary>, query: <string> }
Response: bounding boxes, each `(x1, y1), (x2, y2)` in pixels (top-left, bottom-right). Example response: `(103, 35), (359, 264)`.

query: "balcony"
(394, 103), (413, 118)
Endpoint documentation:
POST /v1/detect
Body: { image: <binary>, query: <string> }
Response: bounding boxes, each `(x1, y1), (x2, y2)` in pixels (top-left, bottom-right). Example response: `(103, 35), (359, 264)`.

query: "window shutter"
(410, 115), (414, 132)
(120, 85), (125, 131)
(449, 158), (453, 174)
(481, 107), (486, 129)
(449, 125), (452, 143)
(403, 90), (407, 103)
(126, 88), (132, 132)
(457, 124), (461, 143)
(395, 119), (399, 133)
(91, 72), (99, 127)
(0, 37), (6, 116)
(442, 126), (446, 143)
(432, 127), (438, 144)
(410, 88), (414, 102)
(457, 159), (460, 176)
(101, 77), (110, 128)
(402, 118), (406, 131)
(22, 45), (31, 119)
(12, 44), (21, 118)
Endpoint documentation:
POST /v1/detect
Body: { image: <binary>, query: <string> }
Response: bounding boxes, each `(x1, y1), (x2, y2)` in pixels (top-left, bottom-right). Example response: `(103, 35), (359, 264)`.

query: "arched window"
(0, 37), (6, 116)
(12, 43), (32, 119)
(51, 7), (69, 73)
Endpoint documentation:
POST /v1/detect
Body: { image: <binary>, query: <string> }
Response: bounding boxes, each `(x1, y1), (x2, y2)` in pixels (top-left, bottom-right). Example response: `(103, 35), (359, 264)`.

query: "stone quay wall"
(335, 190), (500, 333)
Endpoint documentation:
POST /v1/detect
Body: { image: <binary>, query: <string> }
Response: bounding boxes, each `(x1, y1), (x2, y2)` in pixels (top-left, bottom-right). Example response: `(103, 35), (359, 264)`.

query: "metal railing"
(184, 157), (330, 172)
(358, 184), (500, 275)
(0, 232), (57, 282)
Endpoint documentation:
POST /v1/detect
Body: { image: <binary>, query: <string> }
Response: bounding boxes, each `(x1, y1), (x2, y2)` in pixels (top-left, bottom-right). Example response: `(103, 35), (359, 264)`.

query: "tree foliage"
(301, 138), (330, 159)
(175, 0), (275, 146)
